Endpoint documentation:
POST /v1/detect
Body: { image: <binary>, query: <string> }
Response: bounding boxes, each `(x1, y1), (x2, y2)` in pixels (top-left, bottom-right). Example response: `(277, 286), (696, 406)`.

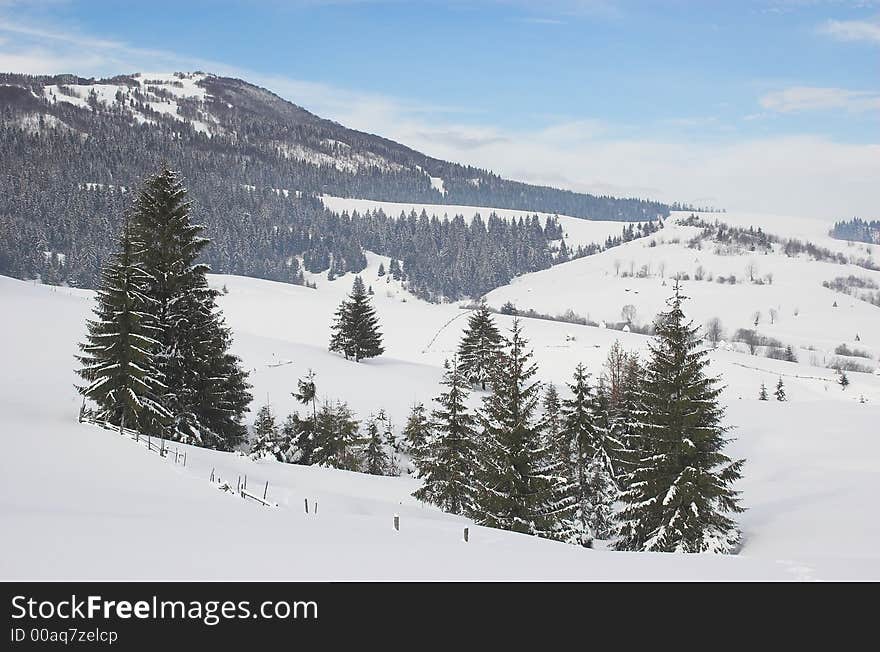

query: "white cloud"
(759, 86), (880, 113)
(819, 18), (880, 44)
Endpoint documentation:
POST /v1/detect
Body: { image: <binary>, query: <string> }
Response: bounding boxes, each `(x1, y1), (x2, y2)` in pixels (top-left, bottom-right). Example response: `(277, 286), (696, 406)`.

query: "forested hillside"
(0, 71), (669, 297)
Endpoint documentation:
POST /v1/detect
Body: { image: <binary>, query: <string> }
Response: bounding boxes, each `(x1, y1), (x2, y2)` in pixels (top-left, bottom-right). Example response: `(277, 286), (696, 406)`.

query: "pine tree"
(472, 320), (570, 539)
(363, 416), (391, 475)
(759, 382), (769, 400)
(557, 364), (619, 545)
(615, 284), (745, 554)
(401, 403), (432, 454)
(457, 302), (503, 390)
(329, 275), (384, 362)
(249, 404), (284, 461)
(377, 409), (399, 475)
(311, 401), (361, 470)
(76, 220), (169, 432)
(839, 370), (850, 390)
(775, 377), (786, 401)
(129, 166), (251, 449)
(412, 359), (478, 515)
(289, 369), (318, 464)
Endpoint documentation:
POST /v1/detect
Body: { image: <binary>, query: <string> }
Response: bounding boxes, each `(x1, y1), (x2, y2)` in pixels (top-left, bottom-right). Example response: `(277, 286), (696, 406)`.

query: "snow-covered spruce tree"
(362, 416), (391, 476)
(558, 364), (620, 545)
(759, 382), (769, 401)
(329, 275), (384, 362)
(377, 409), (400, 475)
(457, 302), (503, 390)
(76, 220), (169, 432)
(288, 369), (319, 464)
(412, 359), (478, 515)
(614, 284), (745, 554)
(472, 320), (571, 539)
(839, 370), (850, 390)
(249, 404), (285, 461)
(775, 377), (787, 402)
(129, 166), (251, 449)
(311, 400), (361, 471)
(401, 402), (432, 454)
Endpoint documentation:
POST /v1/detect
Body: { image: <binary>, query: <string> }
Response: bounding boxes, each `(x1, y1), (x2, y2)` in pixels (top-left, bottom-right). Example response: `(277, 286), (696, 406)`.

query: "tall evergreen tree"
(129, 166), (251, 449)
(76, 221), (169, 432)
(558, 364), (619, 545)
(329, 275), (384, 362)
(839, 370), (850, 390)
(758, 382), (769, 401)
(412, 359), (478, 515)
(472, 320), (570, 539)
(615, 284), (744, 554)
(457, 302), (503, 390)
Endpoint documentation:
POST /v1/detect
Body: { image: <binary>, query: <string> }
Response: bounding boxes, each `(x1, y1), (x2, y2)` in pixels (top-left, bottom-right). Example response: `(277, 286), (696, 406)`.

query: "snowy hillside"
(319, 195), (630, 248)
(3, 204), (880, 580)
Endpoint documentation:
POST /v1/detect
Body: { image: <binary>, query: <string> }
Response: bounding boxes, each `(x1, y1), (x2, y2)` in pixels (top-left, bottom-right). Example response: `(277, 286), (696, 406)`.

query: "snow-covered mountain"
(2, 206), (879, 580)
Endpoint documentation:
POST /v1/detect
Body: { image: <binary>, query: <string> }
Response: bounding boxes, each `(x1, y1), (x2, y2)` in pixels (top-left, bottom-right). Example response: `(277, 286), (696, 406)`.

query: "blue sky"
(1, 0), (878, 217)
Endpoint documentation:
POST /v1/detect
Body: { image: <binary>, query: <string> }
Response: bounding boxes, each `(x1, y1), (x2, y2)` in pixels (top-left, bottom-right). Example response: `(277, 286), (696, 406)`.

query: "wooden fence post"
(304, 498), (309, 514)
(314, 502), (318, 515)
(393, 514), (400, 531)
(183, 451), (186, 467)
(244, 475), (247, 491)
(463, 527), (469, 543)
(263, 480), (269, 501)
(210, 468), (215, 483)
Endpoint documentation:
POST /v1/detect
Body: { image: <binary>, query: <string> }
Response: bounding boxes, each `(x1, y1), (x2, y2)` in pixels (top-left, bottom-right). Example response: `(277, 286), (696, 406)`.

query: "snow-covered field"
(2, 209), (879, 580)
(319, 195), (631, 248)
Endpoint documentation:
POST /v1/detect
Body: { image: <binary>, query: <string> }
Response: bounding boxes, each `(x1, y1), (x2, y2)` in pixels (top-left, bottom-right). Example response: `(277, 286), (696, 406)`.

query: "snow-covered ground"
(2, 208), (879, 580)
(319, 195), (631, 248)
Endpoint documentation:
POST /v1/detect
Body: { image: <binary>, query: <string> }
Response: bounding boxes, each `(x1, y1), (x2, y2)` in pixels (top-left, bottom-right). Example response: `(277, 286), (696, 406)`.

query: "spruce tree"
(759, 382), (769, 401)
(76, 221), (169, 432)
(775, 378), (786, 401)
(457, 302), (503, 390)
(473, 320), (570, 539)
(558, 364), (619, 545)
(249, 404), (284, 461)
(412, 359), (478, 515)
(401, 402), (432, 454)
(839, 370), (850, 390)
(289, 369), (318, 463)
(129, 166), (251, 449)
(363, 416), (391, 475)
(329, 275), (384, 362)
(311, 401), (361, 470)
(615, 284), (745, 554)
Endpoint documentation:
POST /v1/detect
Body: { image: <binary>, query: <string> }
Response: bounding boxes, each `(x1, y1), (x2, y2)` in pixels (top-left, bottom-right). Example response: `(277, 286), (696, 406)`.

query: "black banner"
(1, 581), (865, 647)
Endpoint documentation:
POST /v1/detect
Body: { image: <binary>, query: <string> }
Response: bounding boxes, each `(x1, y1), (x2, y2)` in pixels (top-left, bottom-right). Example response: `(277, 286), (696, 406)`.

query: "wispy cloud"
(759, 86), (880, 113)
(1, 11), (878, 219)
(819, 17), (880, 44)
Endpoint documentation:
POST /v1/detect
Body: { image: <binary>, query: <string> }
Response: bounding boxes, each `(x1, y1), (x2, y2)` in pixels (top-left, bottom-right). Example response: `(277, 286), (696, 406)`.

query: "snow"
(428, 175), (447, 196)
(2, 216), (880, 580)
(40, 73), (216, 135)
(319, 196), (632, 248)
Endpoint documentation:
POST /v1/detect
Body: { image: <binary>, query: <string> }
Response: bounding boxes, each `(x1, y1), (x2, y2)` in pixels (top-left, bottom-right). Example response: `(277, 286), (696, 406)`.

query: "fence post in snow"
(314, 502), (318, 515)
(463, 527), (469, 543)
(210, 468), (215, 483)
(304, 498), (309, 514)
(244, 475), (247, 491)
(183, 451), (186, 467)
(393, 514), (400, 532)
(237, 476), (241, 494)
(263, 481), (269, 502)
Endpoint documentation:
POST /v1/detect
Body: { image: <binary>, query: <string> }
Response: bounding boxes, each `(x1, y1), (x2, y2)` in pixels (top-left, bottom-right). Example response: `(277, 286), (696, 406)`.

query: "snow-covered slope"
(487, 211), (880, 367)
(319, 195), (630, 248)
(2, 209), (880, 579)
